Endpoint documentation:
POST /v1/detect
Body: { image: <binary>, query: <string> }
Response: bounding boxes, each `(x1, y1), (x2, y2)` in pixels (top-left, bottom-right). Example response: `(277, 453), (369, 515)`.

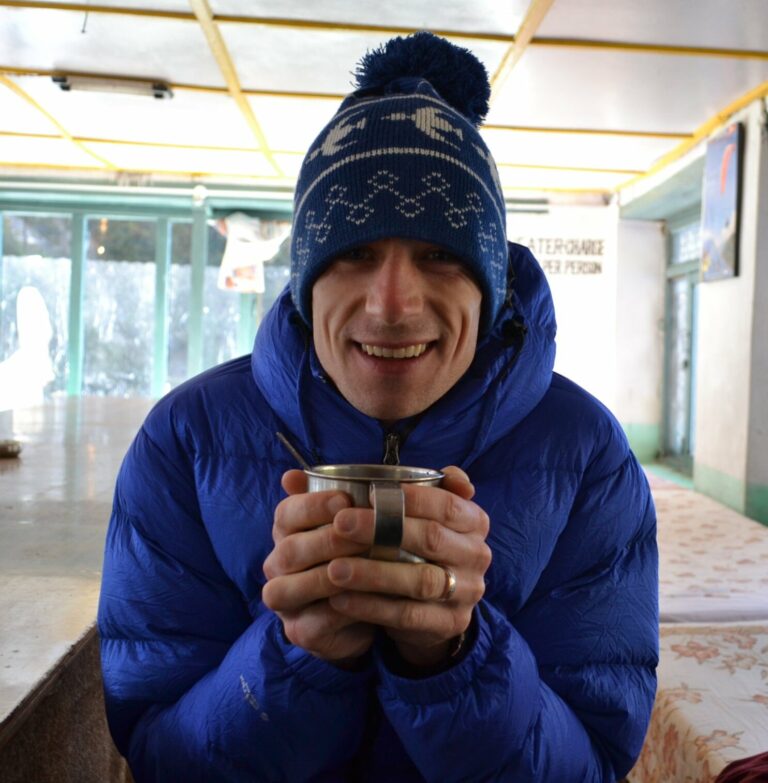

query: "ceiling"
(1, 0), (767, 204)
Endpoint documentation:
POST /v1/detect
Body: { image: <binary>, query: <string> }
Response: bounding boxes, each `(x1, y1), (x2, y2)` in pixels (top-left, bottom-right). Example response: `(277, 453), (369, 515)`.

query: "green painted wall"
(621, 423), (660, 464)
(746, 483), (768, 527)
(694, 461), (768, 527)
(643, 463), (693, 489)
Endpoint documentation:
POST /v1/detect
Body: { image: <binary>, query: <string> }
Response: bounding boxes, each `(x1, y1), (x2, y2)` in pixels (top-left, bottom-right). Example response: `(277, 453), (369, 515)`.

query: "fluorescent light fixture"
(52, 75), (173, 99)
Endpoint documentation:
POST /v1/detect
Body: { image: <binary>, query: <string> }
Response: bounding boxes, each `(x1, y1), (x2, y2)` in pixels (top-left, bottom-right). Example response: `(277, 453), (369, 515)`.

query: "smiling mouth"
(360, 342), (429, 359)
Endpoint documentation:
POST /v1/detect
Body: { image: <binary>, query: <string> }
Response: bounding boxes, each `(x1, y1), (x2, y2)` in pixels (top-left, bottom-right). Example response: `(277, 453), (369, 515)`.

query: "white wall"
(509, 205), (618, 408)
(614, 220), (666, 433)
(509, 205), (665, 455)
(693, 101), (764, 491)
(746, 107), (768, 490)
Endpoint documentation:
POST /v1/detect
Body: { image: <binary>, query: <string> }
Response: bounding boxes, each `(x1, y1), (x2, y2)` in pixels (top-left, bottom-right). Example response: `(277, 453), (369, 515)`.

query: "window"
(82, 217), (156, 397)
(0, 203), (293, 406)
(0, 213), (71, 410)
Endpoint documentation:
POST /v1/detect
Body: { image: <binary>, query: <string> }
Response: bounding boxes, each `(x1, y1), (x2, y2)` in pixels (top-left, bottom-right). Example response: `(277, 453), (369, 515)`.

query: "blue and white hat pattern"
(290, 34), (509, 334)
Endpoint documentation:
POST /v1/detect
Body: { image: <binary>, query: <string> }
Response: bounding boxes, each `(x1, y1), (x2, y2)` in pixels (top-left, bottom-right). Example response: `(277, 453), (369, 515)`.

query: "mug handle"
(369, 482), (425, 564)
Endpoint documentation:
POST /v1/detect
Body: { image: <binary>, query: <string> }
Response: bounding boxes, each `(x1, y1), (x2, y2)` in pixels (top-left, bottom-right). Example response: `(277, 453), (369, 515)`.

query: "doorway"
(662, 218), (701, 474)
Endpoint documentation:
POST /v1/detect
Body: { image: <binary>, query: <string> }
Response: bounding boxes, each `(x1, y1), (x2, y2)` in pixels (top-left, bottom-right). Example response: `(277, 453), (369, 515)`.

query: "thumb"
(440, 465), (475, 500)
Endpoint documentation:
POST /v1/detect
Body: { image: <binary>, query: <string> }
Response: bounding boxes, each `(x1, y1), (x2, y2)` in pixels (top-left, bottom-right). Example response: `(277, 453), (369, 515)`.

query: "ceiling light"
(52, 75), (173, 100)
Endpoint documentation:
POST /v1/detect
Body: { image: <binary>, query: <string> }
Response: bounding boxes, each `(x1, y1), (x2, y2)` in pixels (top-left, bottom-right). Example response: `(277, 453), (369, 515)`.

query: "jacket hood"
(251, 242), (556, 470)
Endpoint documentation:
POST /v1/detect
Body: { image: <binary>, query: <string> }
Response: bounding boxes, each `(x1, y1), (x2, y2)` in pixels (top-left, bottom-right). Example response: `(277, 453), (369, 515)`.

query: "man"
(98, 32), (658, 782)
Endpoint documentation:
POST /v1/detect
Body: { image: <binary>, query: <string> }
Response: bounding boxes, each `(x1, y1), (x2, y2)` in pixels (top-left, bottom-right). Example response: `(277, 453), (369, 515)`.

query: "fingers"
(281, 469), (308, 494)
(262, 564), (342, 611)
(276, 468), (484, 545)
(327, 557), (485, 606)
(332, 478), (490, 559)
(326, 559), (478, 656)
(273, 488), (351, 541)
(278, 601), (376, 662)
(402, 482), (489, 536)
(264, 523), (369, 579)
(440, 465), (475, 501)
(333, 506), (489, 570)
(268, 468), (488, 663)
(328, 588), (470, 641)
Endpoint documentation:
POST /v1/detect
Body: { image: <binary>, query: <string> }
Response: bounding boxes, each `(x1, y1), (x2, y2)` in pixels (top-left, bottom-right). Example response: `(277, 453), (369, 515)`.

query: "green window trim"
(153, 219), (171, 398)
(67, 214), (86, 396)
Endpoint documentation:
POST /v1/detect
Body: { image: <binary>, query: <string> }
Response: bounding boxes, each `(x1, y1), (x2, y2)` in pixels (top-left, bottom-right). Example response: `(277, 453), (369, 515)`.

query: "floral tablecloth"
(654, 487), (768, 622)
(628, 622), (768, 782)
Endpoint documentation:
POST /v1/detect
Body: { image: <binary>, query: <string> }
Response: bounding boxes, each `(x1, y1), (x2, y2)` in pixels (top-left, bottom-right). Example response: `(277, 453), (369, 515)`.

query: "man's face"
(311, 238), (482, 423)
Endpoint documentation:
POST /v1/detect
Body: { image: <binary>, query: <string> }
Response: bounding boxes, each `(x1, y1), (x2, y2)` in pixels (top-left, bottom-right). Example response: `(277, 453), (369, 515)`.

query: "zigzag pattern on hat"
(308, 170), (490, 235)
(293, 169), (503, 265)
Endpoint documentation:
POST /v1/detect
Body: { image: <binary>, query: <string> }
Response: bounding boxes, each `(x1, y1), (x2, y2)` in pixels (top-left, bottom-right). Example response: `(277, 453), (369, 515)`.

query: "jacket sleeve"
(98, 419), (373, 783)
(374, 451), (658, 783)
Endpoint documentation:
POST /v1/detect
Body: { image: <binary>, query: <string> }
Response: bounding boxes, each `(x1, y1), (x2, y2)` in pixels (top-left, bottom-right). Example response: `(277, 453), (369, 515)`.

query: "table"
(629, 621), (768, 782)
(0, 396), (151, 744)
(655, 485), (768, 622)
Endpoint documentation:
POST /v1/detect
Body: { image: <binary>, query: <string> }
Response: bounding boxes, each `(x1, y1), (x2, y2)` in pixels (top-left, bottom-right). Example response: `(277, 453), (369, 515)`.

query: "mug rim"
(305, 464), (444, 483)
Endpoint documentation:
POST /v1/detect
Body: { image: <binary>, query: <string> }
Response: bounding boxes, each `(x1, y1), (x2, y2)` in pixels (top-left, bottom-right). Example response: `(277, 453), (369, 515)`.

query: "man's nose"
(365, 251), (424, 323)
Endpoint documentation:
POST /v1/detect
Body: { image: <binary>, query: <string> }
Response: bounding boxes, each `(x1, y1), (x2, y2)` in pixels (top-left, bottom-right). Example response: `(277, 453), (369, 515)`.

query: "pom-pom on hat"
(290, 32), (508, 334)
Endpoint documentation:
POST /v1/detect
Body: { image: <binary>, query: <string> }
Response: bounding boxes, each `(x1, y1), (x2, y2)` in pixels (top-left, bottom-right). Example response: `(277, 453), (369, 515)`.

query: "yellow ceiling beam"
(0, 67), (344, 99)
(187, 0), (282, 177)
(0, 1), (516, 42)
(0, 130), (642, 174)
(0, 67), (346, 99)
(0, 158), (613, 196)
(484, 123), (691, 140)
(0, 130), (261, 154)
(0, 129), (303, 160)
(0, 0), (193, 20)
(501, 185), (610, 196)
(617, 78), (768, 192)
(499, 161), (643, 176)
(0, 74), (117, 169)
(1, 66), (696, 141)
(3, 2), (768, 61)
(0, 159), (290, 180)
(535, 37), (768, 61)
(490, 0), (557, 103)
(212, 14), (514, 42)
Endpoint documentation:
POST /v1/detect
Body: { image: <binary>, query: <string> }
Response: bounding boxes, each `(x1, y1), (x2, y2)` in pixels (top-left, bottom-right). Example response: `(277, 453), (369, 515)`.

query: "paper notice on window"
(217, 212), (290, 294)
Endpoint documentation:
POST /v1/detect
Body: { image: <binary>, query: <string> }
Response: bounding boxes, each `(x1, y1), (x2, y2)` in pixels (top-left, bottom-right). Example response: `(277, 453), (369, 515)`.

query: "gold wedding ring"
(438, 565), (457, 602)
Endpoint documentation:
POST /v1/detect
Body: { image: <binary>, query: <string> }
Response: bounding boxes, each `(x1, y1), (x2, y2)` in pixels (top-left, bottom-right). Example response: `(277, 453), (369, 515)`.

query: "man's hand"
(326, 466), (491, 668)
(262, 470), (376, 665)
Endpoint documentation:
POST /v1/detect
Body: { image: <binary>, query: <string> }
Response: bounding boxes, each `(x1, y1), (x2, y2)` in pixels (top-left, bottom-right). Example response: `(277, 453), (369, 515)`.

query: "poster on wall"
(700, 122), (743, 282)
(509, 206), (617, 409)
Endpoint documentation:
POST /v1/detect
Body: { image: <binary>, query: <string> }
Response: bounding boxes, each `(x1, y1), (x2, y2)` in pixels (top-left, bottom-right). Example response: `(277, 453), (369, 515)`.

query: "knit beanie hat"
(290, 31), (508, 334)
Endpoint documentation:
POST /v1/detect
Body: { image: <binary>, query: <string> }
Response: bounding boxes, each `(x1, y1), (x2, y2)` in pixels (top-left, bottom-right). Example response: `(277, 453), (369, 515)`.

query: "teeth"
(361, 343), (428, 359)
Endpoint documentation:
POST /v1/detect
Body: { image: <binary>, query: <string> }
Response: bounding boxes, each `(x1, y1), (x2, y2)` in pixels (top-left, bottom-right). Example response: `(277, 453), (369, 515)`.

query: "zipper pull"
(383, 432), (401, 465)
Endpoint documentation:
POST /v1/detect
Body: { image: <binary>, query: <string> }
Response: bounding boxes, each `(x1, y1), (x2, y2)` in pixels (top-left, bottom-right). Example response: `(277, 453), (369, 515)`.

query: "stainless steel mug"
(305, 464), (444, 563)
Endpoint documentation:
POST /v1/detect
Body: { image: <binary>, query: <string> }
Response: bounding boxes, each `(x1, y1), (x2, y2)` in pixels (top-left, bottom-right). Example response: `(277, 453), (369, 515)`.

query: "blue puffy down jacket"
(98, 242), (658, 782)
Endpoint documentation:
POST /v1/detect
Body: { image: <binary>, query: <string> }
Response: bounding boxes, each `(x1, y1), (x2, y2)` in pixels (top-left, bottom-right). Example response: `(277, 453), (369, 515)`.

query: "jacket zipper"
(382, 432), (401, 465)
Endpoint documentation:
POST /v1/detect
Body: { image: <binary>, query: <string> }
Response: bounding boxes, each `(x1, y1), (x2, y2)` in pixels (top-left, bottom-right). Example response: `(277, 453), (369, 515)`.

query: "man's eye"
(335, 247), (370, 262)
(425, 249), (459, 263)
